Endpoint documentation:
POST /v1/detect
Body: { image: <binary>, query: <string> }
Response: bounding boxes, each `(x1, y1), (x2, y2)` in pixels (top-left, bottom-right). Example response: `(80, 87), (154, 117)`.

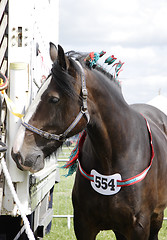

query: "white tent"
(147, 95), (167, 115)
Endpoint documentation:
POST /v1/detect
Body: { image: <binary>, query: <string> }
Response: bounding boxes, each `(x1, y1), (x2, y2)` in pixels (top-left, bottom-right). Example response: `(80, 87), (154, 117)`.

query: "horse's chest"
(77, 192), (134, 229)
(73, 178), (134, 218)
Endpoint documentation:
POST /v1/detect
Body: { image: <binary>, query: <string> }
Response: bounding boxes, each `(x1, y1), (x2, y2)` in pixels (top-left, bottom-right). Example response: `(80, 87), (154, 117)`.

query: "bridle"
(21, 60), (90, 141)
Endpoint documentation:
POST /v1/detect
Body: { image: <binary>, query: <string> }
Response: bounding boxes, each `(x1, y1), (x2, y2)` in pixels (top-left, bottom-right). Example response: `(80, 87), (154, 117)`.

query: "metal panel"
(30, 165), (57, 211)
(6, 63), (29, 183)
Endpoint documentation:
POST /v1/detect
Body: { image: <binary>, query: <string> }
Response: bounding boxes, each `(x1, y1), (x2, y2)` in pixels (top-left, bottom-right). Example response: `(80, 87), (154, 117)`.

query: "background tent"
(147, 95), (167, 115)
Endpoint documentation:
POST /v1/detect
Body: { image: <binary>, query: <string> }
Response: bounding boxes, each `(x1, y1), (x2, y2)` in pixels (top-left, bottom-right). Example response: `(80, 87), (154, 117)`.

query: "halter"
(21, 60), (90, 141)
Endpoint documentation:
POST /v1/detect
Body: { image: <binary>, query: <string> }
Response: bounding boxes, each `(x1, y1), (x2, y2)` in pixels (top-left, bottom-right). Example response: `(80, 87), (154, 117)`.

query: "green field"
(44, 146), (167, 240)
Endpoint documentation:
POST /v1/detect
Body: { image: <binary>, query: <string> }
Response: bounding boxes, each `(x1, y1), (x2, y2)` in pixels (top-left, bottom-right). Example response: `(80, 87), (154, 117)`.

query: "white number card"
(90, 169), (122, 195)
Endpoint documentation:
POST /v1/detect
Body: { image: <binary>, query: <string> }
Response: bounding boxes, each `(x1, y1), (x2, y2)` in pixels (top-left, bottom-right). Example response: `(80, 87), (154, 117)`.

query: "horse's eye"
(49, 96), (59, 104)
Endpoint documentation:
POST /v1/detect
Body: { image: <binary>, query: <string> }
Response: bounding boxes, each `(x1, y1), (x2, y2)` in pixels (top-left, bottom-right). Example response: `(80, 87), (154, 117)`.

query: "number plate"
(90, 169), (122, 195)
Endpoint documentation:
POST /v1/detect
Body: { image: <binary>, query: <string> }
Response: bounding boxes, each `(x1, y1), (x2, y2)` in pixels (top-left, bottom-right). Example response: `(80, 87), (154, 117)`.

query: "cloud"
(59, 0), (167, 48)
(122, 75), (167, 104)
(59, 0), (167, 104)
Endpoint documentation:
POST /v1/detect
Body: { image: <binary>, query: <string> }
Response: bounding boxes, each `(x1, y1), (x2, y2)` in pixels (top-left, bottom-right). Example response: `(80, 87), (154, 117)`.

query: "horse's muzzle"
(11, 149), (44, 173)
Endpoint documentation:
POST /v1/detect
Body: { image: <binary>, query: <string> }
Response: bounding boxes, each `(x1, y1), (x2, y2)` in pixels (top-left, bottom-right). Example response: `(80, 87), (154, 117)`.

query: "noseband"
(21, 60), (90, 141)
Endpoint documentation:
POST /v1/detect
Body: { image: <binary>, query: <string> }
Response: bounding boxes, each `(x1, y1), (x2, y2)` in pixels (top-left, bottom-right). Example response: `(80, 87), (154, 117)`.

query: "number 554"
(95, 176), (115, 191)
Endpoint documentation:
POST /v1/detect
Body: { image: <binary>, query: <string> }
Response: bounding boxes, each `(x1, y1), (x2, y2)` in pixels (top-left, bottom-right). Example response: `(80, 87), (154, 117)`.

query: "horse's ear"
(49, 42), (58, 62)
(58, 44), (69, 70)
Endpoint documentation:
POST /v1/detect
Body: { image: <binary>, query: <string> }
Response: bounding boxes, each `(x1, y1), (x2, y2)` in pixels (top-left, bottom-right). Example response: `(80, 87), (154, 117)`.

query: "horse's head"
(11, 43), (89, 173)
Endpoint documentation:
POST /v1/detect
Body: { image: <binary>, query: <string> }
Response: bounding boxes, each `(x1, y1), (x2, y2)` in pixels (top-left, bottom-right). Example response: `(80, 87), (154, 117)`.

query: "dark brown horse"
(12, 43), (167, 239)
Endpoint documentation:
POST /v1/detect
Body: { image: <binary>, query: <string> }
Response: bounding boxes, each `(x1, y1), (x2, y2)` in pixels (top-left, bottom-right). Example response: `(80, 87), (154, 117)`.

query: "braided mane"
(66, 50), (121, 88)
(50, 50), (122, 98)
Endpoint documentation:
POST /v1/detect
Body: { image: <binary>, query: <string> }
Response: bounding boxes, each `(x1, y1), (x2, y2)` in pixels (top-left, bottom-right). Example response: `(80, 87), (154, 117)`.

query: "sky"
(58, 0), (167, 104)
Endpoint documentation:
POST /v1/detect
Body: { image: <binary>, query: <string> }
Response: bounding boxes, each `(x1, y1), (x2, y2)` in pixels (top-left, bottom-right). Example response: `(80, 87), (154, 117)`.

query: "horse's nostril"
(16, 153), (21, 162)
(12, 149), (19, 161)
(11, 149), (24, 170)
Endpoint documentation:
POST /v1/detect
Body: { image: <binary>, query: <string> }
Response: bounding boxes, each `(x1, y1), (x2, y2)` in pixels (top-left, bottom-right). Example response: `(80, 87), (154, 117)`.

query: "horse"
(11, 43), (167, 240)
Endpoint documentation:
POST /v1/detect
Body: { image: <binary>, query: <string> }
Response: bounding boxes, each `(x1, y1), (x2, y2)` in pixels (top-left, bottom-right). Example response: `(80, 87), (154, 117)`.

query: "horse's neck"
(86, 73), (134, 172)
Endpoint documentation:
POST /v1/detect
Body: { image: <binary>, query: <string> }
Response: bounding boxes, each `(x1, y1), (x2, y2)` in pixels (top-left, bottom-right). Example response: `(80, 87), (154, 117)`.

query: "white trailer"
(0, 0), (59, 239)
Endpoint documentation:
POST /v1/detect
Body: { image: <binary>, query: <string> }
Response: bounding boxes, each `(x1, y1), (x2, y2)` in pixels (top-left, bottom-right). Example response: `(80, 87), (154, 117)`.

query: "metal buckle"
(82, 88), (88, 98)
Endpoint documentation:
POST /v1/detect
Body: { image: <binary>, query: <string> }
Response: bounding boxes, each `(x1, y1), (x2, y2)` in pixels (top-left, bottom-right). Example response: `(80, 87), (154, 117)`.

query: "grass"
(44, 146), (167, 240)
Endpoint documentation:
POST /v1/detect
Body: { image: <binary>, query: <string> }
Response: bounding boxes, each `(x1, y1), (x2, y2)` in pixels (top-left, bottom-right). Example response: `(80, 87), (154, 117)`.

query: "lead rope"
(1, 157), (35, 240)
(0, 72), (35, 240)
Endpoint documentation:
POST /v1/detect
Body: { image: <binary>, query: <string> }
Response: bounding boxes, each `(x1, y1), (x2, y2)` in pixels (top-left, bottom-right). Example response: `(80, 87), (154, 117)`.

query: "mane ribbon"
(65, 117), (154, 188)
(21, 60), (90, 142)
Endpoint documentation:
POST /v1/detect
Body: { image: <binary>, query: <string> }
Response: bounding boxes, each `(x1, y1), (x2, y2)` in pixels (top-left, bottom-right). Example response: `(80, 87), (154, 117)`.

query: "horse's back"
(131, 103), (167, 136)
(131, 104), (167, 210)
